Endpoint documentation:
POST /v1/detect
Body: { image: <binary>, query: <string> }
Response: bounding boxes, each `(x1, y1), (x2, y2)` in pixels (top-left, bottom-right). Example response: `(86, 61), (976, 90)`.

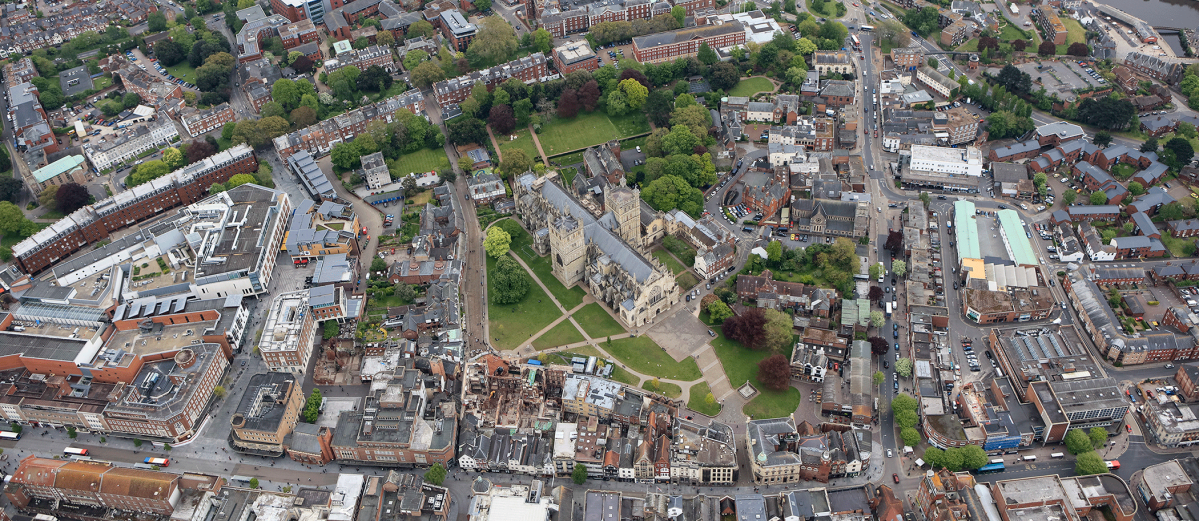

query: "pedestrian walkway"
(527, 124), (549, 165)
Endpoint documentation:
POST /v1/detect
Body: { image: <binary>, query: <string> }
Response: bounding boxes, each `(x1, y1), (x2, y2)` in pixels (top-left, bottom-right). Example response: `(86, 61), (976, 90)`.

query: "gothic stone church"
(513, 172), (679, 328)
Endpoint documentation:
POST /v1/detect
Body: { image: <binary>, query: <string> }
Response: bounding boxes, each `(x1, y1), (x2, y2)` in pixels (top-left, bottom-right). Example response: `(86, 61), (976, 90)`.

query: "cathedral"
(513, 171), (679, 329)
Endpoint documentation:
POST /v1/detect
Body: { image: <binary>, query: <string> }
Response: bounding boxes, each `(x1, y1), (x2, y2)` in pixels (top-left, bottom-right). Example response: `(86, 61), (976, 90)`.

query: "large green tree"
(1065, 429), (1093, 454)
(1074, 451), (1108, 475)
(1089, 427), (1109, 450)
(484, 226), (512, 258)
(467, 16), (519, 65)
(491, 256), (530, 304)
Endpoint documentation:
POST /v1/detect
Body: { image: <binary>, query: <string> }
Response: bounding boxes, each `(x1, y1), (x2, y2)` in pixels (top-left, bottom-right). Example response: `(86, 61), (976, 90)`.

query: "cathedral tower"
(605, 185), (641, 249)
(549, 215), (586, 286)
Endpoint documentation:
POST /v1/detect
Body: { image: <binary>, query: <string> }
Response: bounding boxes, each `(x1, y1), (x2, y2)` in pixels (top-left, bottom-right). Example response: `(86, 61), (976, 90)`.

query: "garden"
(651, 248), (689, 276)
(498, 127), (542, 165)
(687, 381), (722, 417)
(728, 77), (775, 98)
(391, 148), (451, 178)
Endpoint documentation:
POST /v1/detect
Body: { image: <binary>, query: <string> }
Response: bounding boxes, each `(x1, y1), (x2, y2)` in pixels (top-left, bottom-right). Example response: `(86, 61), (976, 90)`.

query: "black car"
(998, 204), (1008, 209)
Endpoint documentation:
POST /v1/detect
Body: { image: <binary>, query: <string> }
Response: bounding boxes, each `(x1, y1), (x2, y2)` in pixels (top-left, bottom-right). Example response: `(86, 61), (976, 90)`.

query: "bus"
(1050, 453), (1065, 459)
(144, 457), (169, 467)
(1106, 460), (1120, 470)
(885, 302), (892, 318)
(63, 447), (88, 456)
(860, 25), (874, 31)
(974, 462), (1005, 474)
(133, 463), (154, 470)
(989, 458), (1004, 465)
(0, 431), (20, 441)
(851, 34), (861, 50)
(1022, 455), (1037, 462)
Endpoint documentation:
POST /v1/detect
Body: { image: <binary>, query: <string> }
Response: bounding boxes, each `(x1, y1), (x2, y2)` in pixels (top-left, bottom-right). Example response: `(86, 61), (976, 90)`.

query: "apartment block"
(258, 290), (317, 374)
(180, 103), (236, 137)
(632, 22), (746, 64)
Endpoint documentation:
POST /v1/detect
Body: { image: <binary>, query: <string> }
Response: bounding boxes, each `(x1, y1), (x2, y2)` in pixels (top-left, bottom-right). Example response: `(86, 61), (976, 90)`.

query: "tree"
(1094, 131), (1112, 147)
(1076, 96), (1136, 131)
(870, 310), (885, 328)
(619, 78), (648, 109)
(762, 309), (793, 352)
(923, 447), (945, 469)
(489, 104), (516, 134)
(410, 61), (445, 88)
(671, 5), (686, 26)
(641, 175), (703, 216)
(709, 62), (740, 91)
(892, 260), (907, 277)
(37, 184), (57, 208)
(722, 307), (769, 349)
(370, 257), (388, 274)
(484, 226), (512, 258)
(468, 16), (519, 65)
(290, 106), (317, 129)
(1090, 191), (1109, 205)
(492, 256), (530, 304)
(1075, 451), (1108, 475)
(148, 11), (167, 32)
(572, 463), (588, 484)
(757, 354), (792, 391)
(959, 445), (989, 470)
(449, 118), (488, 146)
(403, 49), (429, 71)
(873, 371), (885, 386)
(1142, 137), (1159, 152)
(330, 142), (362, 171)
(1063, 189), (1077, 205)
(248, 477), (259, 489)
(1012, 38), (1027, 51)
(227, 173), (256, 188)
(55, 183), (90, 214)
(407, 20), (436, 39)
(697, 42), (718, 65)
(1038, 40), (1057, 56)
(578, 81), (602, 112)
(187, 139), (218, 164)
(1089, 427), (1109, 450)
(1065, 428), (1093, 454)
(1129, 181), (1145, 196)
(499, 148), (534, 176)
(901, 427), (921, 447)
(885, 230), (904, 253)
(1067, 42), (1090, 57)
(1166, 137), (1195, 165)
(707, 300), (733, 323)
(154, 39), (186, 66)
(919, 192), (931, 209)
(357, 65), (394, 93)
(869, 263), (882, 280)
(302, 388), (322, 423)
(0, 177), (20, 203)
(128, 160), (172, 186)
(895, 357), (914, 377)
(869, 336), (889, 356)
(424, 463), (447, 485)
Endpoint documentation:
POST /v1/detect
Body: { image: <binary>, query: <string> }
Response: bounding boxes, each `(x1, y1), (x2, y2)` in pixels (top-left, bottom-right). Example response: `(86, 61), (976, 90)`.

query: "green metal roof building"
(954, 200), (980, 262)
(31, 155), (86, 185)
(997, 209), (1038, 266)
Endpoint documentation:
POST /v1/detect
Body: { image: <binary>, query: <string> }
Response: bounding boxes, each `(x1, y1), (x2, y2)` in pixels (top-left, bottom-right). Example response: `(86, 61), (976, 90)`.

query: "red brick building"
(553, 42), (600, 75)
(13, 146), (258, 274)
(633, 22), (746, 64)
(6, 457), (183, 516)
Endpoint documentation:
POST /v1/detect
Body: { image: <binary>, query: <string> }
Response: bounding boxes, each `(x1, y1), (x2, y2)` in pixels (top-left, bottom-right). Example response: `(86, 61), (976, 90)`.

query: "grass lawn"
(603, 336), (702, 381)
(391, 148), (448, 177)
(728, 77), (775, 97)
(607, 364), (641, 386)
(651, 249), (688, 276)
(39, 210), (65, 220)
(956, 39), (979, 52)
(560, 167), (579, 186)
(708, 328), (772, 388)
(677, 272), (700, 291)
(1063, 18), (1086, 45)
(499, 127), (542, 164)
(807, 0), (843, 18)
(687, 381), (722, 416)
(536, 112), (651, 156)
(1111, 163), (1136, 180)
(544, 347), (604, 364)
(643, 379), (683, 398)
(1000, 24), (1030, 42)
(573, 303), (626, 339)
(486, 252), (562, 350)
(532, 320), (586, 350)
(744, 387), (802, 419)
(93, 76), (113, 90)
(163, 62), (197, 84)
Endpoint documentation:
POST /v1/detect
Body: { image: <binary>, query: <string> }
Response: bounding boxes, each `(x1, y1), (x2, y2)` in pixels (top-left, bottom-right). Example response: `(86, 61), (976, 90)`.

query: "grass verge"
(602, 336), (701, 381)
(643, 379), (683, 398)
(536, 112), (651, 156)
(687, 381), (722, 416)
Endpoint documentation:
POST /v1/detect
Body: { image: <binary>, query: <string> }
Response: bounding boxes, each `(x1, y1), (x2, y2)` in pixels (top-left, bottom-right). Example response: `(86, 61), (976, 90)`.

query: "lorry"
(1009, 2), (1019, 15)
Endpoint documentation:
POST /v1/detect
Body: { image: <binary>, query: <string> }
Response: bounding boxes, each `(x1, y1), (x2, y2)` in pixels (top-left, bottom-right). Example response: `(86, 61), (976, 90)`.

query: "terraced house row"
(539, 0), (712, 38)
(432, 53), (552, 105)
(273, 91), (427, 159)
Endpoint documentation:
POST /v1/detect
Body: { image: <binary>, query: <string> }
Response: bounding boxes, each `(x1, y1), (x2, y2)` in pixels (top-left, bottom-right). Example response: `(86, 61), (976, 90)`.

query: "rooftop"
(258, 291), (309, 354)
(231, 372), (300, 433)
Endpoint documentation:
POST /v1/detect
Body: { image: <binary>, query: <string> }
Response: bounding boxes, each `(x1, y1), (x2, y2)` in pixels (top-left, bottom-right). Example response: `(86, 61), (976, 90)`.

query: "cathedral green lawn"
(532, 320), (586, 350)
(486, 252), (562, 350)
(503, 219), (587, 309)
(602, 336), (701, 381)
(573, 303), (626, 339)
(536, 112), (651, 155)
(728, 77), (775, 97)
(708, 325), (800, 419)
